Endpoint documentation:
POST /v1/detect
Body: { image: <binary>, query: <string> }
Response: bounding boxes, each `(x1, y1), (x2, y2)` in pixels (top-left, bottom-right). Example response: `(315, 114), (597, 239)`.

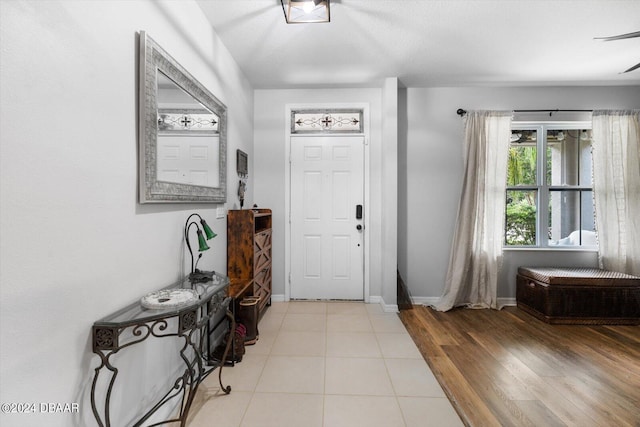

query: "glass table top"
(94, 272), (229, 327)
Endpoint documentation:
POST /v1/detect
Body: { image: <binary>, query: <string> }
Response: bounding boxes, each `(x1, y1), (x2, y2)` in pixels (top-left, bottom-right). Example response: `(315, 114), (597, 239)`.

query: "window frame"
(507, 121), (596, 249)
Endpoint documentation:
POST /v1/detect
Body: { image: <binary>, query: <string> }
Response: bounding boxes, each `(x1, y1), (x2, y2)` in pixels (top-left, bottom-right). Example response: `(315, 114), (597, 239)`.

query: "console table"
(91, 273), (233, 427)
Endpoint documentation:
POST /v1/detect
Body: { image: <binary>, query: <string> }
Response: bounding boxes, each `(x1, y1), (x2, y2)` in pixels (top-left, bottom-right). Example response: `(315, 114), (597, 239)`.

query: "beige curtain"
(592, 110), (640, 276)
(432, 111), (512, 311)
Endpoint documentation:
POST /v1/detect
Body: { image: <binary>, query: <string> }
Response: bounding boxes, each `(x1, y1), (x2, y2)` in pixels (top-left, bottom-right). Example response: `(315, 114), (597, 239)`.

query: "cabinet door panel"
(254, 231), (272, 252)
(256, 265), (271, 311)
(254, 249), (272, 273)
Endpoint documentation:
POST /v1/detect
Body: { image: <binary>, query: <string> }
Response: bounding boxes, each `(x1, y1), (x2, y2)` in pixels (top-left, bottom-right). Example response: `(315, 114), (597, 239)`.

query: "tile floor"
(189, 301), (463, 427)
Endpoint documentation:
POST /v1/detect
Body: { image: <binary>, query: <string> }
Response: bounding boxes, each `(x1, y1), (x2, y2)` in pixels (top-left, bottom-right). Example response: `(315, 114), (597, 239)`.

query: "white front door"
(290, 135), (364, 300)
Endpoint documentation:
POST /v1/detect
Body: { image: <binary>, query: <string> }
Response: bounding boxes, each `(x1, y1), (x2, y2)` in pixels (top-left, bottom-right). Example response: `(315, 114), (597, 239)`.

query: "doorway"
(289, 135), (365, 300)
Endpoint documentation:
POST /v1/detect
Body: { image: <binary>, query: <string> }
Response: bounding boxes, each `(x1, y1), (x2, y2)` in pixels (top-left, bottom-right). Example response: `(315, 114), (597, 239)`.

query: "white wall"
(381, 78), (399, 306)
(253, 88), (392, 304)
(0, 1), (252, 426)
(399, 86), (640, 302)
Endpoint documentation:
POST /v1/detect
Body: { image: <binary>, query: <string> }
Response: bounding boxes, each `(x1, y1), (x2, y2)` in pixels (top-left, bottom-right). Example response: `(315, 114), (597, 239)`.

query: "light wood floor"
(399, 305), (640, 427)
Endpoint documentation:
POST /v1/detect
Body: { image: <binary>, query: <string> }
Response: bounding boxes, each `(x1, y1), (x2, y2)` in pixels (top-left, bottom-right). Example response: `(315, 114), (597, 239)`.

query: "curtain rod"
(456, 108), (593, 117)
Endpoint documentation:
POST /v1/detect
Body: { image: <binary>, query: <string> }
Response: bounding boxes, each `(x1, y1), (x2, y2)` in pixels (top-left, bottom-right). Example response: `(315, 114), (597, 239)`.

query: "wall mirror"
(139, 31), (227, 203)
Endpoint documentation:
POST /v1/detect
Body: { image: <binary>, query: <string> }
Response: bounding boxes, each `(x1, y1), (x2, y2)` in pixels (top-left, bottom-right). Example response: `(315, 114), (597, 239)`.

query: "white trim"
(273, 293), (399, 313)
(412, 297), (517, 309)
(411, 296), (440, 306)
(284, 103), (371, 303)
(504, 247), (598, 252)
(271, 294), (286, 303)
(498, 298), (517, 308)
(369, 296), (399, 313)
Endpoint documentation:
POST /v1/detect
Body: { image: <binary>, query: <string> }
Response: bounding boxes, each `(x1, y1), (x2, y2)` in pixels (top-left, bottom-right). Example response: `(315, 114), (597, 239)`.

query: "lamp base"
(189, 269), (215, 284)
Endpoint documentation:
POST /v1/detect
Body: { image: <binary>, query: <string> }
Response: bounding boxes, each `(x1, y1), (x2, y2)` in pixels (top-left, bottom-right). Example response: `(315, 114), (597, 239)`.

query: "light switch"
(216, 207), (226, 219)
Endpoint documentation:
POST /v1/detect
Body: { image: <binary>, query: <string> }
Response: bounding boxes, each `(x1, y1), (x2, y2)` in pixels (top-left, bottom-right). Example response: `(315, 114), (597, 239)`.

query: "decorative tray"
(141, 289), (199, 310)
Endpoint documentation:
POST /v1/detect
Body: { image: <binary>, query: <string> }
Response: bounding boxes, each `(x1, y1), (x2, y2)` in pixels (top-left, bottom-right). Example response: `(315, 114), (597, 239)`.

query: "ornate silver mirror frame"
(138, 31), (227, 203)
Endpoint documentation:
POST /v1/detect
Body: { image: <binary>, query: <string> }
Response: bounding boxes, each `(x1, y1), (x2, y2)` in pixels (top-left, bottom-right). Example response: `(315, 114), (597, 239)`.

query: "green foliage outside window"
(505, 145), (537, 245)
(505, 199), (536, 245)
(507, 146), (536, 186)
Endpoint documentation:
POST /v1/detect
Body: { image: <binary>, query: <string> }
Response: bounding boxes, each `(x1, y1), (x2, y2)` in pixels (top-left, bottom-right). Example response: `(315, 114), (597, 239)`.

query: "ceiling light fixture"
(281, 0), (330, 24)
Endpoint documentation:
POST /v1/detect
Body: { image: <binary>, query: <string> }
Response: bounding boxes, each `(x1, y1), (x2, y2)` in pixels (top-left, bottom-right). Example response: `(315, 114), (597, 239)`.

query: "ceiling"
(196, 0), (640, 89)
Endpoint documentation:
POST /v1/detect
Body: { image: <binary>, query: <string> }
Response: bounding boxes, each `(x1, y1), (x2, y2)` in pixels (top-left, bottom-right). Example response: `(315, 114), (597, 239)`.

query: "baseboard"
(498, 297), (517, 308)
(369, 296), (399, 313)
(272, 294), (398, 312)
(271, 294), (286, 303)
(410, 296), (517, 309)
(411, 296), (440, 306)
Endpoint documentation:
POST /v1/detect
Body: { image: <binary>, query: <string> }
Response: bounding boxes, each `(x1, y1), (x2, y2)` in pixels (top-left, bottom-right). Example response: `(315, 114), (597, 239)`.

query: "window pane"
(547, 129), (593, 186)
(548, 190), (596, 246)
(505, 190), (537, 246)
(508, 130), (537, 186)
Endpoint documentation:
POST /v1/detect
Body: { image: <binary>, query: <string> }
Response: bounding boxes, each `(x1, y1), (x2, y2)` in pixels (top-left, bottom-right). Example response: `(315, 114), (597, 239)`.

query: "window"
(290, 109), (364, 134)
(505, 122), (596, 248)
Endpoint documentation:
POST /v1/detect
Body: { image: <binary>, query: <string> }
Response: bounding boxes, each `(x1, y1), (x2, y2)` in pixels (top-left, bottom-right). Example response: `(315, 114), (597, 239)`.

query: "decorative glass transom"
(158, 108), (219, 134)
(291, 109), (364, 134)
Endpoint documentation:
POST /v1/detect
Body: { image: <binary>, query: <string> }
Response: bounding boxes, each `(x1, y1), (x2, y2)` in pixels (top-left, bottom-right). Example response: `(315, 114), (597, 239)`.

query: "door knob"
(356, 224), (362, 231)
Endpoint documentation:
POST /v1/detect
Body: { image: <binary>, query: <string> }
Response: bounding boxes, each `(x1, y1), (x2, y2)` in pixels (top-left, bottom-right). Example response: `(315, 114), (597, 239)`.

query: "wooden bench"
(516, 267), (640, 325)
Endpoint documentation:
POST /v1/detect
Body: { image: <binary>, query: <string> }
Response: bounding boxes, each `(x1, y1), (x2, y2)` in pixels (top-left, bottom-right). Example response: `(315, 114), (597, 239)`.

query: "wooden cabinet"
(227, 209), (272, 317)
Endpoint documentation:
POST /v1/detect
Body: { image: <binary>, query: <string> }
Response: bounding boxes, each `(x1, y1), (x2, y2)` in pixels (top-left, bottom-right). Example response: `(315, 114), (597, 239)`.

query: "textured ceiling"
(196, 0), (640, 88)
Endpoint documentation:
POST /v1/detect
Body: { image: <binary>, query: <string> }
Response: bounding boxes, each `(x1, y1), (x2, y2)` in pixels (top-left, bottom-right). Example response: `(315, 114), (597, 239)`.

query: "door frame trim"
(284, 103), (371, 302)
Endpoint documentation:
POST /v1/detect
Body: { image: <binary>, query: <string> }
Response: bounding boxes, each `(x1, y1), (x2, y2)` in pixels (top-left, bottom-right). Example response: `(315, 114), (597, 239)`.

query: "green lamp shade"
(196, 229), (210, 251)
(200, 219), (217, 240)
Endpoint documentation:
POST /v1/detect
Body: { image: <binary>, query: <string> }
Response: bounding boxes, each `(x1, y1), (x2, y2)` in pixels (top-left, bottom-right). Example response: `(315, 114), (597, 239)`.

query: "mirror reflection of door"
(156, 71), (219, 188)
(156, 134), (219, 187)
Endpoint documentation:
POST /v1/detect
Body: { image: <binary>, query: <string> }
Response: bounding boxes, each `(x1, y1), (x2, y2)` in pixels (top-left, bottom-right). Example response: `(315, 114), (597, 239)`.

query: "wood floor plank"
(513, 400), (566, 427)
(441, 343), (538, 426)
(399, 307), (446, 357)
(566, 326), (640, 370)
(591, 327), (640, 358)
(418, 306), (464, 345)
(542, 375), (638, 427)
(500, 309), (640, 397)
(604, 325), (640, 344)
(467, 330), (601, 426)
(550, 327), (640, 399)
(464, 333), (537, 401)
(400, 305), (640, 427)
(427, 355), (502, 427)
